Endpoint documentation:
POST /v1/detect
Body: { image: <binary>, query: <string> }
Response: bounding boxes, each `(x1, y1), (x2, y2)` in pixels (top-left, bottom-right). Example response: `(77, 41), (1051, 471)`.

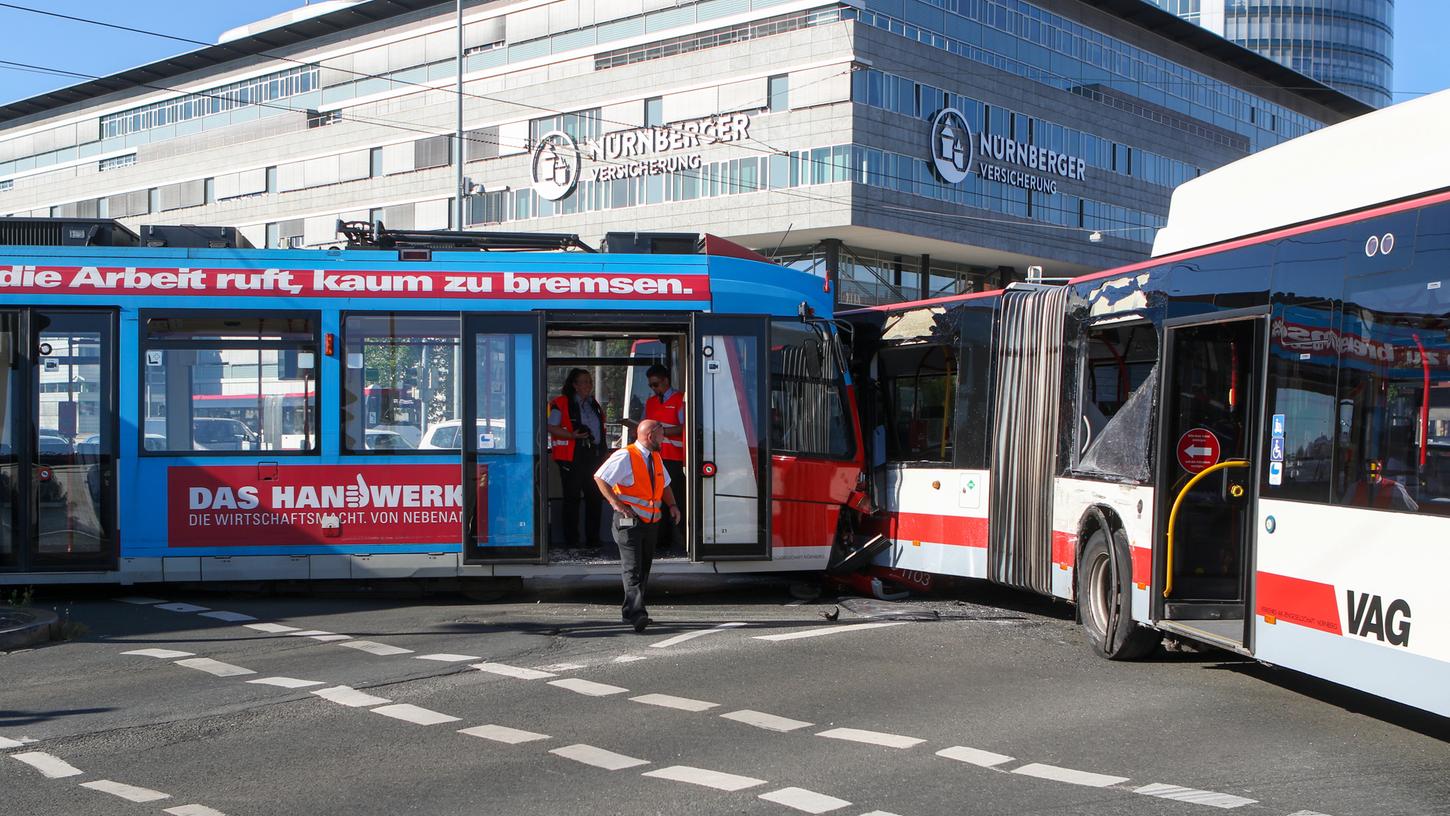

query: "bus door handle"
(1163, 459), (1250, 598)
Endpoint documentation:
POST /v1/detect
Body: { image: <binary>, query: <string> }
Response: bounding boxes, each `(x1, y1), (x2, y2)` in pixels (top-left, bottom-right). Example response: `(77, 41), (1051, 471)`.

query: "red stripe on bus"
(1255, 571), (1342, 635)
(1051, 531), (1075, 566)
(880, 512), (988, 547)
(1131, 546), (1152, 585)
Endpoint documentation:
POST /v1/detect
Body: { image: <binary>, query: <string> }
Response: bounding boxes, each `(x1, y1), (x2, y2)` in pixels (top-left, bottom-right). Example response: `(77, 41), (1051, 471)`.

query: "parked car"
(364, 428), (413, 450)
(143, 417), (258, 451)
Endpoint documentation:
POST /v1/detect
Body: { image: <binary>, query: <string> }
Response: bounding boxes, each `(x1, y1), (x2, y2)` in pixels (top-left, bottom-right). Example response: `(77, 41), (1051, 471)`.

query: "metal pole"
(455, 0), (465, 231)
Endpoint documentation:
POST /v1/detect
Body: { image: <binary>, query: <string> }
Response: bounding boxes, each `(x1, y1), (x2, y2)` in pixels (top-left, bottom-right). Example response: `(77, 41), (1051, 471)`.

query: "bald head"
(636, 419), (663, 451)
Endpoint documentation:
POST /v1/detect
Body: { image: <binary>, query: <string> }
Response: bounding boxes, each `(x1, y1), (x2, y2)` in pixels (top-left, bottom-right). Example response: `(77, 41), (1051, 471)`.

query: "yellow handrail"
(1163, 459), (1250, 598)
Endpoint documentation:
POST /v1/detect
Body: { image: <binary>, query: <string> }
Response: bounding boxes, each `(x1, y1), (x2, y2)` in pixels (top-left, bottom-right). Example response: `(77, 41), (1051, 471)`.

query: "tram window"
(1263, 301), (1337, 502)
(342, 315), (459, 452)
(769, 322), (852, 458)
(141, 314), (318, 453)
(1077, 321), (1157, 478)
(878, 344), (954, 463)
(1333, 274), (1450, 515)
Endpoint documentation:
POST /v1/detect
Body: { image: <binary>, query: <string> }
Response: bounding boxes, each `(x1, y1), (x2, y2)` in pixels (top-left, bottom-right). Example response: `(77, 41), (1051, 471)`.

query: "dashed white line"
(758, 787), (852, 814)
(613, 655), (649, 663)
(309, 633), (352, 642)
(285, 630), (335, 637)
(247, 677), (324, 689)
(0, 736), (25, 748)
(754, 621), (910, 642)
(165, 806), (230, 816)
(649, 622), (747, 649)
(117, 596), (165, 605)
(370, 704), (461, 726)
(156, 603), (210, 613)
(174, 658), (255, 677)
(80, 779), (171, 803)
(339, 640), (414, 656)
(10, 751), (83, 778)
(548, 678), (628, 697)
(1136, 783), (1257, 809)
(816, 728), (924, 749)
(720, 710), (813, 733)
(121, 648), (194, 659)
(472, 662), (556, 680)
(458, 724), (550, 745)
(244, 623), (299, 634)
(536, 662), (586, 672)
(642, 765), (767, 791)
(312, 686), (391, 708)
(630, 693), (718, 712)
(550, 744), (650, 771)
(414, 653), (480, 662)
(198, 611), (256, 623)
(936, 745), (1015, 768)
(1011, 762), (1130, 788)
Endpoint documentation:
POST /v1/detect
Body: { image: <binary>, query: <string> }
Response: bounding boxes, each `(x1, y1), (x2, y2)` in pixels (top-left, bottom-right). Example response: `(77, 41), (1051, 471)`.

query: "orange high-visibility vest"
(644, 390), (685, 462)
(612, 446), (666, 523)
(1349, 477), (1404, 509)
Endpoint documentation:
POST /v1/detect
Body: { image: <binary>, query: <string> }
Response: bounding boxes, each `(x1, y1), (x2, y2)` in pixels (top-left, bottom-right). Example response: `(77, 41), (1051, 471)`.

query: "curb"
(0, 608), (59, 651)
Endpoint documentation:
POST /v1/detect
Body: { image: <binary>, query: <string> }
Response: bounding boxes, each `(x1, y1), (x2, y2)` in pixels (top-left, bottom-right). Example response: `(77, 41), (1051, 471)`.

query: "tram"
(0, 222), (864, 585)
(844, 89), (1450, 717)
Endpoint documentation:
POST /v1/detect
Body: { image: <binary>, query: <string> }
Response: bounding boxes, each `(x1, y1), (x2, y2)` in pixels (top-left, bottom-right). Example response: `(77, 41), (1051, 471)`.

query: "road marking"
(174, 658), (255, 677)
(247, 677), (324, 689)
(472, 662), (556, 680)
(11, 752), (83, 778)
(937, 745), (1015, 768)
(458, 724), (550, 745)
(816, 728), (924, 749)
(370, 704), (461, 726)
(630, 693), (718, 712)
(244, 623), (299, 634)
(309, 634), (352, 642)
(536, 662), (586, 672)
(165, 806), (229, 816)
(286, 630), (335, 637)
(117, 596), (165, 605)
(758, 787), (851, 814)
(642, 765), (766, 791)
(312, 686), (391, 708)
(754, 621), (910, 642)
(339, 640), (414, 656)
(0, 736), (25, 748)
(548, 678), (628, 696)
(415, 653), (481, 662)
(1011, 763), (1130, 788)
(122, 648), (194, 659)
(198, 611), (256, 623)
(650, 622), (747, 649)
(156, 603), (210, 613)
(720, 710), (813, 733)
(1136, 783), (1257, 809)
(550, 744), (649, 771)
(80, 780), (171, 803)
(858, 811), (905, 816)
(613, 655), (649, 663)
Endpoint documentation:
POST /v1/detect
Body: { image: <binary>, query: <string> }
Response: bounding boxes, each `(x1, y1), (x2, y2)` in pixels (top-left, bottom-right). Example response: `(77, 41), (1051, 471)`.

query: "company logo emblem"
(929, 107), (974, 185)
(531, 129), (580, 202)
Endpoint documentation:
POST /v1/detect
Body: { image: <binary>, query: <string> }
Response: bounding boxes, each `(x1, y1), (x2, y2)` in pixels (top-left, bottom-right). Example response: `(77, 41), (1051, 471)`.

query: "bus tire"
(1078, 526), (1160, 660)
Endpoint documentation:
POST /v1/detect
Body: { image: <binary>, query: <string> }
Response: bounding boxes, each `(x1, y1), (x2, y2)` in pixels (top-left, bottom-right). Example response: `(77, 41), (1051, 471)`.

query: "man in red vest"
(1342, 458), (1419, 512)
(643, 364), (685, 553)
(594, 419), (680, 632)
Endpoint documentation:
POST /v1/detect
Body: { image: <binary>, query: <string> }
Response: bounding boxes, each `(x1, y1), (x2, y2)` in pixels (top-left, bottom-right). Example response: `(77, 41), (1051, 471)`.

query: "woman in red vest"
(548, 368), (607, 549)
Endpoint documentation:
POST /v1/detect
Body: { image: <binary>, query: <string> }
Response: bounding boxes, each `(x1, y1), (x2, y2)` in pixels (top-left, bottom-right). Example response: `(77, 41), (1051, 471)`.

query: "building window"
(342, 314), (460, 453)
(265, 166), (278, 194)
(529, 109), (601, 143)
(644, 97), (663, 128)
(141, 314), (319, 454)
(99, 65), (319, 139)
(767, 74), (789, 111)
(97, 154), (136, 173)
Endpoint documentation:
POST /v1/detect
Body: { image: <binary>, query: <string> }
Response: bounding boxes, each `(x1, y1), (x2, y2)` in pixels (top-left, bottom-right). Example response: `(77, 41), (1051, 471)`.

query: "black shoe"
(632, 614), (649, 633)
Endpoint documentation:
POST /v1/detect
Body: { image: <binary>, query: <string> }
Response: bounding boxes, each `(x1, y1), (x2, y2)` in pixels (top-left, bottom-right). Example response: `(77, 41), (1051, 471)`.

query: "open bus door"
(688, 314), (771, 560)
(1154, 310), (1267, 650)
(462, 313), (546, 563)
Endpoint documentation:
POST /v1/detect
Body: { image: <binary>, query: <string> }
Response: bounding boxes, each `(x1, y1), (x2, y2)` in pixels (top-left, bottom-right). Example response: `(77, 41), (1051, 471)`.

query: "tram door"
(0, 310), (117, 573)
(688, 315), (771, 560)
(1155, 313), (1265, 646)
(462, 313), (545, 563)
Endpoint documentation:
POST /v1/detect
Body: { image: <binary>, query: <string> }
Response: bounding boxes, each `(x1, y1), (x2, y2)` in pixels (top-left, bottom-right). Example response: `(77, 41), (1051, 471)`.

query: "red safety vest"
(612, 446), (666, 523)
(644, 390), (685, 462)
(1348, 477), (1405, 509)
(549, 395), (577, 462)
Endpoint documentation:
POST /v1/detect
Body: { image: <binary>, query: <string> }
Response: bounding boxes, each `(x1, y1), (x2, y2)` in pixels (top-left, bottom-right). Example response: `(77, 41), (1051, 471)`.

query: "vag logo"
(1345, 590), (1411, 647)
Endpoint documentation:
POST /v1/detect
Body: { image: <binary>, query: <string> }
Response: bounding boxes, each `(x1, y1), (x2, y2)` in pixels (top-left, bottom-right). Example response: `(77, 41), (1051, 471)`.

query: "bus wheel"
(1078, 527), (1160, 660)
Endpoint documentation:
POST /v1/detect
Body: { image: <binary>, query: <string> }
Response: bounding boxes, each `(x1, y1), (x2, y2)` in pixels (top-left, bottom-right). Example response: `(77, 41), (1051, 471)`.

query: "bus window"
(1263, 300), (1338, 502)
(1076, 321), (1156, 479)
(142, 314), (317, 453)
(1335, 274), (1450, 515)
(878, 344), (954, 463)
(342, 315), (460, 452)
(769, 322), (852, 458)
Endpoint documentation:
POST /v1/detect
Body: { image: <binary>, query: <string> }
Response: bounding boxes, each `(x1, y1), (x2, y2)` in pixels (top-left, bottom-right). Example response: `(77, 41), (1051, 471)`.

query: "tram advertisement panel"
(168, 464), (469, 547)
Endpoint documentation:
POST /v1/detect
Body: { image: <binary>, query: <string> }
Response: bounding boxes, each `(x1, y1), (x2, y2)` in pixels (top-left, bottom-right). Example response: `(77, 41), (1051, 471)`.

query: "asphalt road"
(3, 576), (1447, 816)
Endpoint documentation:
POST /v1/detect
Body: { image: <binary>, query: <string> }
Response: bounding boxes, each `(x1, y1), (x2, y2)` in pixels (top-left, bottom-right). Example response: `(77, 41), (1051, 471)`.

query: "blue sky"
(0, 1), (1444, 105)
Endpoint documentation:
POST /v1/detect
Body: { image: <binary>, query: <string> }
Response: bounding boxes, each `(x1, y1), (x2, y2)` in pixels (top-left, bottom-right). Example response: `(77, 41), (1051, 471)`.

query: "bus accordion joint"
(1163, 459), (1250, 599)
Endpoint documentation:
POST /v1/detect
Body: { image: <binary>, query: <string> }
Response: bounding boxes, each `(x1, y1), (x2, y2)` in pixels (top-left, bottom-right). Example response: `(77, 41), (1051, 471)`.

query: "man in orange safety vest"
(594, 419), (681, 632)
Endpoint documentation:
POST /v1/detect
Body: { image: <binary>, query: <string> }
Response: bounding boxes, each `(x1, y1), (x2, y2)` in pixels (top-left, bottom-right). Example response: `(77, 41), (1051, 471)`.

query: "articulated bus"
(0, 223), (863, 587)
(845, 90), (1450, 716)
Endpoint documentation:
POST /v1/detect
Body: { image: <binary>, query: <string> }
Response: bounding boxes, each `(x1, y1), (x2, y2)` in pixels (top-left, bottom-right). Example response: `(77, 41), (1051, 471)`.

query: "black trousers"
(613, 512), (660, 623)
(557, 453), (603, 547)
(660, 459), (685, 551)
